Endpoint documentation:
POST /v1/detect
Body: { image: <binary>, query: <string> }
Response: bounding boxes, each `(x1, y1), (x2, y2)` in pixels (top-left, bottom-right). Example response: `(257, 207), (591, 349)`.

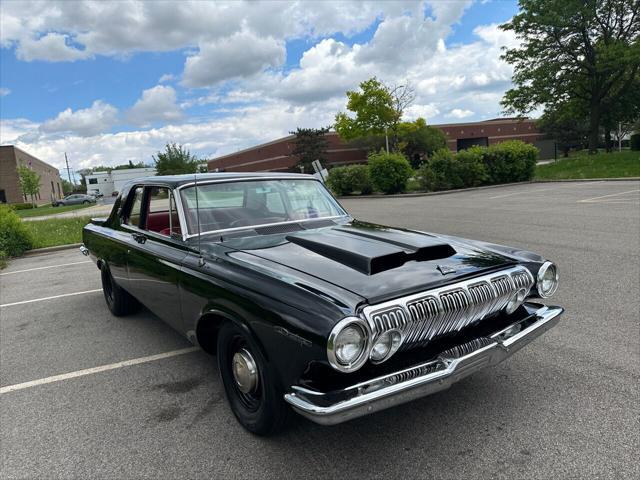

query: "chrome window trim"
(175, 177), (349, 239)
(360, 266), (535, 351)
(121, 183), (190, 243)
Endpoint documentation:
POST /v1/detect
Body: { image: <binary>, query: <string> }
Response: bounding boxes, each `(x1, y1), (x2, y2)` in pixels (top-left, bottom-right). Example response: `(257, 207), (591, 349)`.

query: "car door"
(124, 185), (187, 333)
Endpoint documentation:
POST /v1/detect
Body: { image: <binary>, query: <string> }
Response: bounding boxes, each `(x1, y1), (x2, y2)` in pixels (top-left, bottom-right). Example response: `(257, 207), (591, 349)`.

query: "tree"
(397, 118), (448, 167)
(16, 165), (41, 206)
(335, 78), (399, 147)
(288, 127), (330, 173)
(537, 102), (590, 156)
(153, 143), (199, 175)
(501, 0), (640, 153)
(61, 179), (75, 195)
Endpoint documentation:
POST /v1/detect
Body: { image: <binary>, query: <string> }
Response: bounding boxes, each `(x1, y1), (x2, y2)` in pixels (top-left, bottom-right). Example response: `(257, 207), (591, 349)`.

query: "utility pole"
(64, 152), (73, 184)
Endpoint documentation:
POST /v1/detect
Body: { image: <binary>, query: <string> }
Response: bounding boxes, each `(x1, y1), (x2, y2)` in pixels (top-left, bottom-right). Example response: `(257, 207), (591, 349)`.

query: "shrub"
(0, 205), (33, 258)
(630, 133), (640, 151)
(417, 148), (486, 191)
(368, 151), (413, 194)
(455, 147), (487, 187)
(10, 202), (35, 210)
(326, 164), (373, 195)
(418, 148), (458, 191)
(482, 140), (538, 184)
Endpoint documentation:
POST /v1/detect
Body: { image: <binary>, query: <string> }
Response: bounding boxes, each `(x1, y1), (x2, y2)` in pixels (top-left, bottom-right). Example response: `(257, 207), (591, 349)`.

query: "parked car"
(53, 194), (97, 207)
(80, 173), (563, 435)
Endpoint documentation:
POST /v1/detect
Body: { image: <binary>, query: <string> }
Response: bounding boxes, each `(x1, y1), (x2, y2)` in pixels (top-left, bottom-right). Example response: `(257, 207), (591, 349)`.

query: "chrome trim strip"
(361, 266), (535, 353)
(285, 303), (563, 425)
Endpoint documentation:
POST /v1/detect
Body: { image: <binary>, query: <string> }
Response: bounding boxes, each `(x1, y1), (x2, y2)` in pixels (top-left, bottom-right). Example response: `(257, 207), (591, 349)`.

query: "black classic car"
(81, 173), (563, 435)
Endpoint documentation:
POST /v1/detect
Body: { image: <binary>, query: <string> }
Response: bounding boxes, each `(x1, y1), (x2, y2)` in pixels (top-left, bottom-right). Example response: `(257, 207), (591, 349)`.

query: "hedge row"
(327, 151), (413, 195)
(326, 140), (539, 195)
(0, 205), (33, 263)
(418, 141), (537, 191)
(10, 202), (36, 210)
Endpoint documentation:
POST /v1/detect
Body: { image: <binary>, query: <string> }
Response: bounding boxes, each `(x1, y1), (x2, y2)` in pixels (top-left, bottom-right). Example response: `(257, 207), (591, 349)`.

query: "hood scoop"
(285, 230), (456, 275)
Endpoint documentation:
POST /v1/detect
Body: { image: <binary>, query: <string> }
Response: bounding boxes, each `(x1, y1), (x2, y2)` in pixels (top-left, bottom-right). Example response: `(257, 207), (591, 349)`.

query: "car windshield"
(179, 179), (347, 235)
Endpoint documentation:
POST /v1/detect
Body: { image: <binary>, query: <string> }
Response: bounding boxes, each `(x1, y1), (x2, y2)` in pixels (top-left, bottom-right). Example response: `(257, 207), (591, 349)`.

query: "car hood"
(214, 220), (521, 304)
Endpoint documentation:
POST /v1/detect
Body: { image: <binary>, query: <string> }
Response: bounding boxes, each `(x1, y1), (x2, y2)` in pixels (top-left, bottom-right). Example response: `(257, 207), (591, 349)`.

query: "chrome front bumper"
(285, 303), (563, 425)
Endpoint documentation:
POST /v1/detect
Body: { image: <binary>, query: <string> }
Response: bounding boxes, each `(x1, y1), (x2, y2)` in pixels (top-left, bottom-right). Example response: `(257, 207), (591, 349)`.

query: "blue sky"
(0, 0), (520, 171)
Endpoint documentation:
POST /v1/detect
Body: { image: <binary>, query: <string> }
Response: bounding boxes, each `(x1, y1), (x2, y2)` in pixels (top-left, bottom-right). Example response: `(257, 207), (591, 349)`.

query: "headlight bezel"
(537, 261), (559, 298)
(327, 317), (371, 372)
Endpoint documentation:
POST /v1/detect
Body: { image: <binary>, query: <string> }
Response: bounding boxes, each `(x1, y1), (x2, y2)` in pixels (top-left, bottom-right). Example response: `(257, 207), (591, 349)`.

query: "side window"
(144, 186), (180, 237)
(124, 187), (144, 226)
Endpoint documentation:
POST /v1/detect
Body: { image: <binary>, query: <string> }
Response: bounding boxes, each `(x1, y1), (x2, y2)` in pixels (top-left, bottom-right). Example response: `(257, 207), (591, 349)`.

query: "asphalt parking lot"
(1, 180), (638, 479)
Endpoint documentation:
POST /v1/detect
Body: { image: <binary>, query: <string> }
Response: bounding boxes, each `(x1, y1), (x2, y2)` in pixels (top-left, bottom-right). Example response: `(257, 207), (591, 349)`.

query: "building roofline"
(1, 144), (61, 173)
(208, 134), (301, 163)
(208, 118), (539, 163)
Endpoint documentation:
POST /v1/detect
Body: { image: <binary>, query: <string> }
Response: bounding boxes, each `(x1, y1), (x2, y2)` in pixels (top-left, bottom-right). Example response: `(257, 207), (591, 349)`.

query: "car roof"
(130, 172), (317, 189)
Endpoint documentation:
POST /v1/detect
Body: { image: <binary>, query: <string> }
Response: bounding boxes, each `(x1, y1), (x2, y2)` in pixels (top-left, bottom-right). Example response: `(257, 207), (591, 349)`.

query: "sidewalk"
(22, 203), (113, 222)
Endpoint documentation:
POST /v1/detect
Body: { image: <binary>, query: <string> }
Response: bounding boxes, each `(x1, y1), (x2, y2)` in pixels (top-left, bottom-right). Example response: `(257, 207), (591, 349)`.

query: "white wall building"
(85, 167), (156, 197)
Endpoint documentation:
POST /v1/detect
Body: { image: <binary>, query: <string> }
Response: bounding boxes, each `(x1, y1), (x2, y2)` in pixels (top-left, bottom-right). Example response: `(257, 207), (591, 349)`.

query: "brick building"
(208, 118), (552, 173)
(0, 145), (63, 204)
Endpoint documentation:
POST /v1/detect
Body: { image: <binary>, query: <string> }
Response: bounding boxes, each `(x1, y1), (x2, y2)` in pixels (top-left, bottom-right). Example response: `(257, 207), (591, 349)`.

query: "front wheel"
(217, 322), (289, 435)
(83, 200), (90, 204)
(100, 264), (138, 316)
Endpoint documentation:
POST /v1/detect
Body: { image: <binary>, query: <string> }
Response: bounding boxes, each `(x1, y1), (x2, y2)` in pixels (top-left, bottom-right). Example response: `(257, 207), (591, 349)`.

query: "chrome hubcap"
(232, 349), (258, 394)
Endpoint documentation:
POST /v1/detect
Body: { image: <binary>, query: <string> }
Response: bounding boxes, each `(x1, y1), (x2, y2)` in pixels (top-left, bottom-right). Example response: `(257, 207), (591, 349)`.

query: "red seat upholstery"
(146, 212), (169, 233)
(147, 211), (181, 237)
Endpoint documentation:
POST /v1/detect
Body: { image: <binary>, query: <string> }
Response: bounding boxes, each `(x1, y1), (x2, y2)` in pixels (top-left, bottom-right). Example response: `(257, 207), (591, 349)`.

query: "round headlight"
(370, 329), (402, 363)
(537, 262), (559, 298)
(335, 325), (365, 364)
(505, 288), (527, 314)
(327, 318), (370, 372)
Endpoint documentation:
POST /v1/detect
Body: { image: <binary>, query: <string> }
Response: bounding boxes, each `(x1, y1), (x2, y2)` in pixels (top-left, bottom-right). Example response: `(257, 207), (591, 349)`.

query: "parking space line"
(578, 189), (640, 203)
(0, 289), (103, 308)
(0, 347), (200, 394)
(0, 261), (91, 276)
(489, 188), (552, 199)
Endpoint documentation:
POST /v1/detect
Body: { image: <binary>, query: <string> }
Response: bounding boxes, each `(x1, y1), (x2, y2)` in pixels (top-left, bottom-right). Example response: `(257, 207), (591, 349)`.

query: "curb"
(533, 177), (640, 183)
(23, 243), (82, 257)
(337, 178), (639, 199)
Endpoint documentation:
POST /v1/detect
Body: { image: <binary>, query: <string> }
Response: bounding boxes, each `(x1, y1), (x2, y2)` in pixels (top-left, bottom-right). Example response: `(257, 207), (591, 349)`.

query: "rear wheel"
(217, 322), (289, 435)
(100, 264), (137, 316)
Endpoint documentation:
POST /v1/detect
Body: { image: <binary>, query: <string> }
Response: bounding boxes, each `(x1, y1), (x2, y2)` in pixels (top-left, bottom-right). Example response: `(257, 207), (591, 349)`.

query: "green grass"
(16, 203), (93, 218)
(535, 149), (640, 180)
(24, 216), (91, 249)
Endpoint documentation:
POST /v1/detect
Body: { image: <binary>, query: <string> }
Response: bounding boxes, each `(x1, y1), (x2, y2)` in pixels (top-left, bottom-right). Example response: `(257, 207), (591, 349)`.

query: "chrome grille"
(363, 266), (534, 351)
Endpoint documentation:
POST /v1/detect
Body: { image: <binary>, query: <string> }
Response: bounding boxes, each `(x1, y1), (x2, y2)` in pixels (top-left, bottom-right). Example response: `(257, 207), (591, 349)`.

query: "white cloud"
(16, 33), (90, 62)
(39, 100), (118, 136)
(0, 87), (10, 96)
(1, 2), (524, 168)
(0, 118), (39, 144)
(127, 85), (182, 126)
(4, 98), (341, 170)
(447, 108), (474, 119)
(158, 73), (175, 83)
(182, 30), (285, 87)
